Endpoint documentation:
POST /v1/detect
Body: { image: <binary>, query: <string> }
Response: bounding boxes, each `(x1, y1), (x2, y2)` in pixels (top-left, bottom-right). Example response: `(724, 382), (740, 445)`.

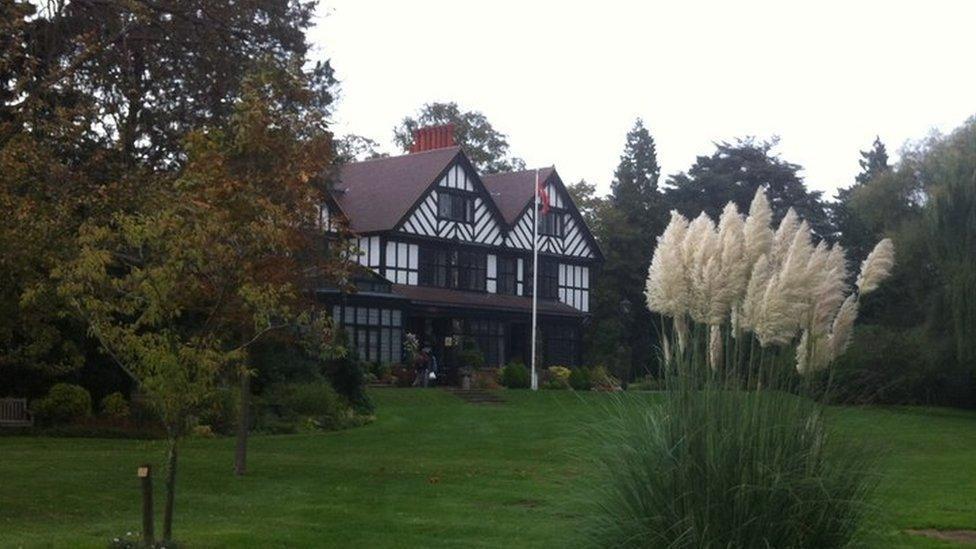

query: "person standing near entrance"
(426, 348), (438, 387)
(412, 347), (428, 387)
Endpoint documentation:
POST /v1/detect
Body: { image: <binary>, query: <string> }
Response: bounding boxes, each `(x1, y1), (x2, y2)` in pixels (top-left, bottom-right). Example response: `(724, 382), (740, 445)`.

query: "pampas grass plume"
(744, 187), (774, 264)
(828, 294), (859, 359)
(856, 238), (895, 295)
(646, 211), (690, 317)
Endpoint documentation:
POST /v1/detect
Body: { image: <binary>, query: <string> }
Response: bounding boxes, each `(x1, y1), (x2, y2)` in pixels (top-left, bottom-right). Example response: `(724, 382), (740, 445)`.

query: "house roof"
(481, 167), (555, 224)
(333, 146), (461, 233)
(391, 284), (583, 317)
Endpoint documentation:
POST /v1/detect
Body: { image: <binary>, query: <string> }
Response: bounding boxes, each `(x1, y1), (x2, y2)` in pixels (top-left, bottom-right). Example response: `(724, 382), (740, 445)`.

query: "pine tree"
(588, 119), (666, 382)
(855, 136), (891, 185)
(664, 137), (831, 239)
(833, 136), (893, 260)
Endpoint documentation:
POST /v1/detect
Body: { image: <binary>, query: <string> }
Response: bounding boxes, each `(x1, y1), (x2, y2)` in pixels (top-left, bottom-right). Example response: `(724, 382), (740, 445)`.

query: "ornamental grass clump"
(586, 188), (894, 548)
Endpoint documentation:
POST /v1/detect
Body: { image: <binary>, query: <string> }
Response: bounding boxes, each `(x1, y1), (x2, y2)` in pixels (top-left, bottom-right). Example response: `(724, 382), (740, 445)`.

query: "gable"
(504, 172), (600, 259)
(398, 155), (506, 246)
(332, 146), (461, 234)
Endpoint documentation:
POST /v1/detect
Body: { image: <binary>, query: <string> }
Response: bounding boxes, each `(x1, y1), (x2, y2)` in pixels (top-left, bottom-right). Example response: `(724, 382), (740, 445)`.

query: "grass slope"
(1, 390), (974, 548)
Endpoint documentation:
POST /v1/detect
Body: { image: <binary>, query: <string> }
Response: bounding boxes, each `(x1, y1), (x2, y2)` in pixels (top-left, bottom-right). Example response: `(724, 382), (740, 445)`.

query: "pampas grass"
(856, 238), (895, 295)
(645, 211), (690, 318)
(646, 187), (894, 370)
(580, 188), (895, 548)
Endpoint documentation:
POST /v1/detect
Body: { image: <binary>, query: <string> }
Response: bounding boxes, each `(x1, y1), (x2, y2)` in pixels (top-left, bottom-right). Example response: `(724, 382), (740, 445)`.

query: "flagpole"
(530, 169), (540, 391)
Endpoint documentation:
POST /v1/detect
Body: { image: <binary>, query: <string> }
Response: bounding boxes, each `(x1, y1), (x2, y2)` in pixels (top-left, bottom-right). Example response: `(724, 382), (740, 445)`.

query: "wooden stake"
(138, 464), (154, 545)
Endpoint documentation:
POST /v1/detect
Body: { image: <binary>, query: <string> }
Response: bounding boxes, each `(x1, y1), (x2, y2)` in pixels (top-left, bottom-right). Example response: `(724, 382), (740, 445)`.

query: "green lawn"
(1, 390), (975, 548)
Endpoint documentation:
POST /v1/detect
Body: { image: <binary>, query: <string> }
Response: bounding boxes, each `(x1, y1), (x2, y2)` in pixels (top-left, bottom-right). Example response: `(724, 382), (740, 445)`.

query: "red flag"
(536, 180), (551, 215)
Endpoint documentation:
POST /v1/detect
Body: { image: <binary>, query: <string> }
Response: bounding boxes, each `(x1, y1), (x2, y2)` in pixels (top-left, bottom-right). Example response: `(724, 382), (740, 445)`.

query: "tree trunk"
(234, 371), (250, 476)
(163, 436), (179, 542)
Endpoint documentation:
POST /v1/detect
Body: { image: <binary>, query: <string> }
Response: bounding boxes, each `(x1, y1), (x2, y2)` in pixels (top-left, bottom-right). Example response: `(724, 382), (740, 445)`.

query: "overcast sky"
(309, 0), (975, 198)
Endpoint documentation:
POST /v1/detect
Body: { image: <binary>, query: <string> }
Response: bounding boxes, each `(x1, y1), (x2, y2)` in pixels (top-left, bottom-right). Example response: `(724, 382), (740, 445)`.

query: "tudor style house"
(320, 125), (602, 378)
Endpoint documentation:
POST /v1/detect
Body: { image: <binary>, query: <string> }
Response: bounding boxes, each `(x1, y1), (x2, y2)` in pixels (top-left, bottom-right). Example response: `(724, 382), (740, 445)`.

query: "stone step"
(442, 388), (506, 405)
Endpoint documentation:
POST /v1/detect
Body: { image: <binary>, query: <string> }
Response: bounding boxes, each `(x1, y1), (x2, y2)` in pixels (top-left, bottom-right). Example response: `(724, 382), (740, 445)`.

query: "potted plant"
(456, 337), (485, 390)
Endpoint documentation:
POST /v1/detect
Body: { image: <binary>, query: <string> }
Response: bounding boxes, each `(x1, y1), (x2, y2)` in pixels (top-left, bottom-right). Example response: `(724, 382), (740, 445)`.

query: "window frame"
(332, 304), (403, 364)
(496, 255), (518, 295)
(538, 209), (564, 237)
(524, 257), (559, 300)
(418, 244), (487, 292)
(437, 189), (475, 223)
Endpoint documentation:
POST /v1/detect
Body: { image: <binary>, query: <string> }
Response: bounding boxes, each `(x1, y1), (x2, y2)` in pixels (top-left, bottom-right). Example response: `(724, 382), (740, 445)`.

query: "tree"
(920, 119), (976, 376)
(0, 4), (125, 383)
(565, 179), (607, 232)
(588, 119), (667, 382)
(664, 138), (832, 239)
(832, 137), (893, 261)
(856, 136), (891, 185)
(393, 102), (525, 174)
(54, 68), (350, 543)
(1, 0), (337, 391)
(335, 134), (387, 163)
(6, 0), (336, 169)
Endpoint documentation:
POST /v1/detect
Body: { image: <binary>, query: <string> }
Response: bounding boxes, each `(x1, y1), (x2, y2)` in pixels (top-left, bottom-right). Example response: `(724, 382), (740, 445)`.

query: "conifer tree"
(588, 119), (667, 381)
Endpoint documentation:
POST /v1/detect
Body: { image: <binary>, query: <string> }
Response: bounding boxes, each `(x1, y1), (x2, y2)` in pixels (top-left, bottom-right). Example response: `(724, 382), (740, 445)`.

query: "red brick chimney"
(410, 123), (456, 153)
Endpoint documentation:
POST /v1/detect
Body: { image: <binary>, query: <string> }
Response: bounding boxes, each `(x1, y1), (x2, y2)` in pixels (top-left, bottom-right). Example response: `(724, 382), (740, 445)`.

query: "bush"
(628, 376), (663, 391)
(589, 365), (621, 392)
(100, 392), (130, 420)
(369, 361), (393, 383)
(191, 424), (215, 438)
(258, 382), (350, 432)
(545, 366), (572, 390)
(196, 386), (239, 436)
(501, 362), (530, 389)
(828, 325), (961, 405)
(390, 363), (415, 387)
(32, 383), (92, 424)
(323, 355), (373, 414)
(569, 367), (592, 391)
(582, 388), (875, 548)
(472, 368), (501, 390)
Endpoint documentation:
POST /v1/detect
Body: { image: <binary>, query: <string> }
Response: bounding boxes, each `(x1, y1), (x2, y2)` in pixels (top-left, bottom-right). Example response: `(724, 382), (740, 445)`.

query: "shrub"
(501, 362), (530, 389)
(369, 361), (393, 383)
(390, 363), (415, 387)
(569, 367), (592, 391)
(628, 376), (663, 391)
(100, 392), (130, 420)
(472, 368), (501, 390)
(196, 386), (239, 436)
(582, 387), (876, 548)
(545, 366), (572, 390)
(827, 325), (959, 405)
(32, 383), (92, 424)
(191, 424), (215, 438)
(323, 355), (373, 413)
(258, 382), (350, 432)
(589, 365), (620, 392)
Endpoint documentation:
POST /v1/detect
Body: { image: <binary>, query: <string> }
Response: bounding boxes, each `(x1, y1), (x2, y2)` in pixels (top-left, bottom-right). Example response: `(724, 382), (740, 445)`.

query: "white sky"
(309, 0), (976, 199)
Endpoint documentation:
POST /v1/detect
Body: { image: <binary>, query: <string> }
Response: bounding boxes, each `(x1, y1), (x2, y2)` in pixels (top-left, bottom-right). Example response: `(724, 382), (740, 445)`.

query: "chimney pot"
(410, 123), (456, 153)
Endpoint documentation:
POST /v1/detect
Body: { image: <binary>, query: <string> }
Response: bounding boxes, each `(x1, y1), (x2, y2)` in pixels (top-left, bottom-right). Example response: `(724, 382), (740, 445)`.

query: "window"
(524, 258), (559, 299)
(539, 210), (563, 237)
(332, 305), (403, 364)
(544, 324), (579, 367)
(419, 246), (487, 291)
(437, 190), (474, 223)
(558, 264), (589, 312)
(467, 320), (506, 367)
(496, 256), (517, 295)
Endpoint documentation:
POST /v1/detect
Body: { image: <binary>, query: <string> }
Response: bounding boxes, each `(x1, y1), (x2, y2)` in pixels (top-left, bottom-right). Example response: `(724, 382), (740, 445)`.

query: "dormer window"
(438, 190), (474, 223)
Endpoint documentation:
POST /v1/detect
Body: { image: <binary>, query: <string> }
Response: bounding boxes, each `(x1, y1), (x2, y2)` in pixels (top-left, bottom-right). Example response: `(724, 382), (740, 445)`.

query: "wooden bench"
(0, 398), (33, 427)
